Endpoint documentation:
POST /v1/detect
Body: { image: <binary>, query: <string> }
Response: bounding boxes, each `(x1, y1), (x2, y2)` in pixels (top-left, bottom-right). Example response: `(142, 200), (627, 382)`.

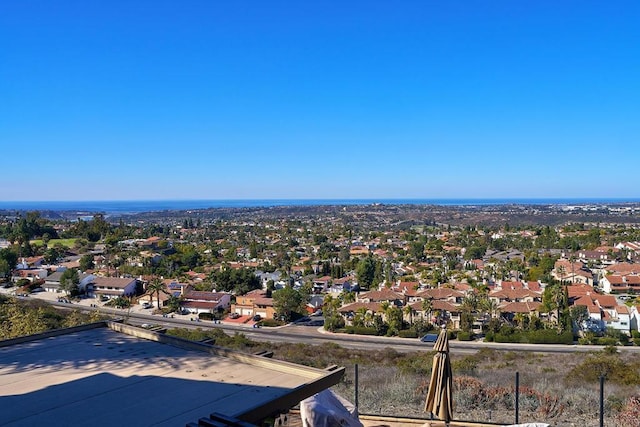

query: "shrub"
(484, 331), (495, 342)
(452, 356), (478, 374)
(527, 329), (573, 344)
(493, 328), (573, 344)
(596, 337), (618, 346)
(198, 312), (214, 321)
(493, 331), (525, 343)
(344, 326), (378, 336)
(457, 331), (473, 341)
(260, 319), (284, 327)
(398, 329), (419, 338)
(323, 315), (345, 332)
(566, 353), (640, 386)
(397, 351), (434, 375)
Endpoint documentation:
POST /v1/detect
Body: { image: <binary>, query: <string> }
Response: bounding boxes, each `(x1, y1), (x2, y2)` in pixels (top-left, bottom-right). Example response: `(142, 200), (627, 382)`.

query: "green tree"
(0, 305), (49, 339)
(356, 256), (376, 289)
(79, 254), (95, 272)
(211, 268), (261, 295)
(273, 287), (303, 322)
(166, 295), (183, 313)
(570, 305), (589, 326)
(43, 247), (63, 265)
(0, 258), (9, 280)
(60, 268), (80, 296)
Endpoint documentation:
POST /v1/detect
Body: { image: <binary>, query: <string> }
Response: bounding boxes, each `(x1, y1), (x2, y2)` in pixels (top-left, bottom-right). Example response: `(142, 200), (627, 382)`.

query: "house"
(328, 277), (357, 295)
(489, 289), (542, 305)
(392, 281), (419, 295)
(498, 301), (542, 321)
(312, 276), (332, 293)
(600, 274), (640, 294)
(338, 302), (383, 325)
(255, 270), (282, 289)
(180, 291), (231, 315)
(631, 306), (640, 333)
(415, 288), (465, 304)
(12, 268), (48, 283)
(410, 299), (462, 329)
(606, 262), (640, 276)
(576, 249), (616, 266)
(572, 292), (632, 334)
(357, 289), (405, 306)
(349, 246), (370, 256)
(231, 289), (276, 319)
(138, 279), (190, 308)
(43, 270), (94, 293)
(90, 276), (137, 299)
(15, 256), (44, 270)
(551, 259), (594, 286)
(615, 241), (640, 257)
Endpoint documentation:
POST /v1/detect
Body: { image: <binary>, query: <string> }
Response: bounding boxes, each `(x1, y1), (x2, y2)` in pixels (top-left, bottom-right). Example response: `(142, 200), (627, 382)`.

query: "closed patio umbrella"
(424, 328), (453, 425)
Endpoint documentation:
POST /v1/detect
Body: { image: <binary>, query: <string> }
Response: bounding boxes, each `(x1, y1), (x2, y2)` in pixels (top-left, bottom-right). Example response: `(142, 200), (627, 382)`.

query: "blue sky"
(1, 1), (639, 201)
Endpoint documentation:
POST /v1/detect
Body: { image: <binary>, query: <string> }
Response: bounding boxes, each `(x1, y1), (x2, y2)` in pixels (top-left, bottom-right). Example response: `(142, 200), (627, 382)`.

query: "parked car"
(252, 314), (262, 322)
(420, 333), (439, 343)
(229, 312), (240, 319)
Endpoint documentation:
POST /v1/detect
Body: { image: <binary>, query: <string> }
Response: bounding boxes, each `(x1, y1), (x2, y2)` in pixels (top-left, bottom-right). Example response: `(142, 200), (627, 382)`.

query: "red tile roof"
(338, 302), (382, 313)
(499, 301), (542, 313)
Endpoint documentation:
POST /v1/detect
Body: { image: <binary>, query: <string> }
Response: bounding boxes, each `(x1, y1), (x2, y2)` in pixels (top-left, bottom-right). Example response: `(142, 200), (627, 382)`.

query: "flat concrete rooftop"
(0, 322), (343, 427)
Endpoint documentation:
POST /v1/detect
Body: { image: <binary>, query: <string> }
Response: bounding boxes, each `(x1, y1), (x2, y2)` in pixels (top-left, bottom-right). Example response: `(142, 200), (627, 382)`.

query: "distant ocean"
(1, 198), (639, 215)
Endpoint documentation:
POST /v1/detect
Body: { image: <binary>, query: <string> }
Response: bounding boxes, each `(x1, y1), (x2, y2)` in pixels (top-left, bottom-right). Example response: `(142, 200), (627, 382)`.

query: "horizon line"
(2, 197), (640, 203)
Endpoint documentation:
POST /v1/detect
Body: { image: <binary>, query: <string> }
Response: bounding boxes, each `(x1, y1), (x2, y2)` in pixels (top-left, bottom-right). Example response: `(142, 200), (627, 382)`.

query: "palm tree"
(403, 304), (415, 327)
(461, 293), (479, 313)
(354, 307), (367, 327)
(479, 296), (499, 319)
(341, 291), (356, 304)
(514, 312), (526, 329)
(146, 277), (168, 310)
(421, 298), (433, 324)
(323, 294), (341, 317)
(356, 309), (372, 328)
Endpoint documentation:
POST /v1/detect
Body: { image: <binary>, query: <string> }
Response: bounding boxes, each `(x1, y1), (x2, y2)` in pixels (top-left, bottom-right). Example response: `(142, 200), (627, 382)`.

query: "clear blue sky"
(1, 1), (639, 201)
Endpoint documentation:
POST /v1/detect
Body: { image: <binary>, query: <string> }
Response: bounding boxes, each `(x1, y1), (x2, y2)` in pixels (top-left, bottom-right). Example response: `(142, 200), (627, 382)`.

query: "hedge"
(260, 319), (283, 327)
(198, 312), (214, 321)
(457, 331), (473, 341)
(398, 329), (419, 338)
(344, 326), (379, 335)
(492, 329), (573, 344)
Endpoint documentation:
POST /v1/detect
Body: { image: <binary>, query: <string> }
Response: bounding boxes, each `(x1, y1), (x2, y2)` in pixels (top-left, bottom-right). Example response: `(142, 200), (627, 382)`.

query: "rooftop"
(0, 322), (344, 427)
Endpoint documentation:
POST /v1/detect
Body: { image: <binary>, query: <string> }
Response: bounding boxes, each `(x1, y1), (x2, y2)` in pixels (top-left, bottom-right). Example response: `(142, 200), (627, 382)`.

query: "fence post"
(354, 363), (359, 412)
(515, 371), (520, 424)
(600, 375), (605, 427)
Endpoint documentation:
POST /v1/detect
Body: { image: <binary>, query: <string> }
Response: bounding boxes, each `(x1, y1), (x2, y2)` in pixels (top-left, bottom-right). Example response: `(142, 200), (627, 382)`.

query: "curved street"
(40, 295), (640, 356)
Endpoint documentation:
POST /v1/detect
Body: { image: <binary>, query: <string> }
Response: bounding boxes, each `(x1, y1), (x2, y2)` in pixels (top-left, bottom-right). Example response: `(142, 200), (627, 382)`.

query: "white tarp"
(300, 390), (363, 427)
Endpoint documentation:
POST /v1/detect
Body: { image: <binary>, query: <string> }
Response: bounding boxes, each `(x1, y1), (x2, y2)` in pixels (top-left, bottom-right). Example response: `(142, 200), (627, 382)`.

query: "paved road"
(14, 290), (640, 356)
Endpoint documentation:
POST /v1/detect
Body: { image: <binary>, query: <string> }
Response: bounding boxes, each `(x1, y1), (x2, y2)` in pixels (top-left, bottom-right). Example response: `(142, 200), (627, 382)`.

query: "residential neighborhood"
(1, 206), (640, 346)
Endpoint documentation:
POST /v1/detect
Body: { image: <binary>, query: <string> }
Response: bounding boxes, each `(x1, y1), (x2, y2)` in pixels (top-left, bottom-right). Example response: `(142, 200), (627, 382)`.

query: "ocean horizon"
(1, 198), (640, 215)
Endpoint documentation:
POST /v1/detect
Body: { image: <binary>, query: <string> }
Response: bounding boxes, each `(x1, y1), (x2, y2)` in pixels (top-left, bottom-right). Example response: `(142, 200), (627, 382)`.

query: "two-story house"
(90, 276), (137, 299)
